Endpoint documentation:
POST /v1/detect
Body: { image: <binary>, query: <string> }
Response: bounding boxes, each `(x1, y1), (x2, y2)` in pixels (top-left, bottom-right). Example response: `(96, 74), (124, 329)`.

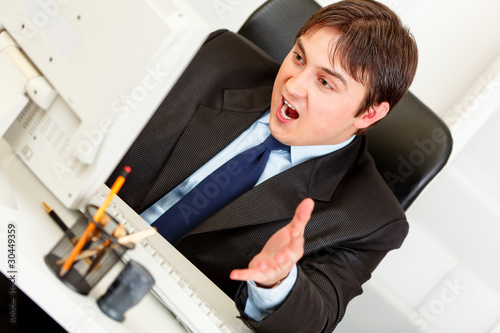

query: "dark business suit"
(109, 30), (409, 333)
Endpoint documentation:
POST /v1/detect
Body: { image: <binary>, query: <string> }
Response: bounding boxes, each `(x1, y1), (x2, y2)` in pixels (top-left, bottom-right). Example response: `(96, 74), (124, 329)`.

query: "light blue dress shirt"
(141, 110), (355, 321)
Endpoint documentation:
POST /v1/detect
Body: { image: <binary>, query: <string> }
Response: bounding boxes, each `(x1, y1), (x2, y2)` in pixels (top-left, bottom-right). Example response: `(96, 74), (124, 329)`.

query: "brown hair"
(297, 0), (418, 134)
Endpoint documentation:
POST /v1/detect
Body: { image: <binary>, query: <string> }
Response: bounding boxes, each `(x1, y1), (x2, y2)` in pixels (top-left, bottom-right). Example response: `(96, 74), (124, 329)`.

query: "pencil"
(43, 202), (77, 241)
(59, 166), (131, 276)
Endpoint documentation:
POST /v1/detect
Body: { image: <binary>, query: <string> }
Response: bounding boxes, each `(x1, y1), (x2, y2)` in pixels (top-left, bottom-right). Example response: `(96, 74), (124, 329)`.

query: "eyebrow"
(296, 38), (348, 90)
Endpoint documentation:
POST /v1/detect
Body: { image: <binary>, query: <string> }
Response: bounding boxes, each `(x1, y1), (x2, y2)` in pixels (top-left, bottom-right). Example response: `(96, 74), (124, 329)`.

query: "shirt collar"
(258, 111), (356, 166)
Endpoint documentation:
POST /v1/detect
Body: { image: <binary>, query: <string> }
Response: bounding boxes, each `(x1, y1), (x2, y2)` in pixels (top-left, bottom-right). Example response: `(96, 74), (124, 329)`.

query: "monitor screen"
(0, 0), (210, 209)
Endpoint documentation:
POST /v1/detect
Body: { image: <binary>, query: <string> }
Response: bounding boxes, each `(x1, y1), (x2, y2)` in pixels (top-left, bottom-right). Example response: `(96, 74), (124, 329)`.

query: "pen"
(59, 166), (131, 276)
(43, 202), (77, 242)
(44, 202), (94, 264)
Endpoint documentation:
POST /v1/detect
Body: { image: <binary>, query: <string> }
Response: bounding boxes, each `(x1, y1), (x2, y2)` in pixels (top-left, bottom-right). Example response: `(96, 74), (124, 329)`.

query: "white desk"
(0, 139), (251, 333)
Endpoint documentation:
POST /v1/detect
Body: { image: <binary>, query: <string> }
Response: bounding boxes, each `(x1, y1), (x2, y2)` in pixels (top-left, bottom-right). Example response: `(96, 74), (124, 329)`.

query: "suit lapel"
(186, 136), (364, 236)
(140, 86), (273, 211)
(188, 159), (313, 235)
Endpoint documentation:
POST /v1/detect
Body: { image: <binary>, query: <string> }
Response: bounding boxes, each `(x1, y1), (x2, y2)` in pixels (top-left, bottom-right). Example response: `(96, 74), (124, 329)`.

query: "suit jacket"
(108, 30), (409, 333)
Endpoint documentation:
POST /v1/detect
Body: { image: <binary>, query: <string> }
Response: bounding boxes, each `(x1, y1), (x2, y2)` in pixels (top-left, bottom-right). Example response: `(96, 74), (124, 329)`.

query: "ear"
(353, 101), (390, 130)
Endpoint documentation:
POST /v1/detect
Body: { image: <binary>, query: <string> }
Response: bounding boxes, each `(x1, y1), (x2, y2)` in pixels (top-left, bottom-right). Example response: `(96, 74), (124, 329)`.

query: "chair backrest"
(239, 0), (321, 64)
(238, 0), (453, 210)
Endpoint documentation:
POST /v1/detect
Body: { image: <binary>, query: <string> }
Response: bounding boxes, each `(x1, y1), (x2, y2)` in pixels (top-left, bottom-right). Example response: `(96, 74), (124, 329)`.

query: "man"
(108, 0), (418, 331)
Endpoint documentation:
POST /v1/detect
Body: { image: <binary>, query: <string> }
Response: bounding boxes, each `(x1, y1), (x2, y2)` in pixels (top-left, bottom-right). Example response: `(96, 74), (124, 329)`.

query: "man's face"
(269, 27), (369, 146)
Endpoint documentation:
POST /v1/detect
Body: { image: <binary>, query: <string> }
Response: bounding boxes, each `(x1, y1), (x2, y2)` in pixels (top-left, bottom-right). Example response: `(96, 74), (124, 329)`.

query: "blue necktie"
(152, 134), (289, 244)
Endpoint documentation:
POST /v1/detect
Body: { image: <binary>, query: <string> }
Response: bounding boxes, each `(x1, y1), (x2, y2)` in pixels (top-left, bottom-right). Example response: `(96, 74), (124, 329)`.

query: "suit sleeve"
(234, 217), (409, 333)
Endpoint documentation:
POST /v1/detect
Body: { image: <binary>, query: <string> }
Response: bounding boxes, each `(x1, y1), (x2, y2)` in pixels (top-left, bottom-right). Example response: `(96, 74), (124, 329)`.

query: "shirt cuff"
(243, 264), (298, 321)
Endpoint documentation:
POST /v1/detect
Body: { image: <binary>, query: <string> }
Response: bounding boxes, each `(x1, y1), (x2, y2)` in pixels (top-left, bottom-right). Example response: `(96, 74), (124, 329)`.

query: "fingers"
(290, 198), (314, 236)
(230, 198), (314, 286)
(230, 252), (286, 283)
(230, 259), (294, 286)
(287, 198), (313, 256)
(230, 264), (280, 283)
(229, 268), (257, 282)
(230, 247), (297, 284)
(287, 234), (305, 262)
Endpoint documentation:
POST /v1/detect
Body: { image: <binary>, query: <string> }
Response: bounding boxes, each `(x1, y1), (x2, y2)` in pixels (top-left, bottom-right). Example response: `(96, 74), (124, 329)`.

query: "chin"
(269, 125), (291, 146)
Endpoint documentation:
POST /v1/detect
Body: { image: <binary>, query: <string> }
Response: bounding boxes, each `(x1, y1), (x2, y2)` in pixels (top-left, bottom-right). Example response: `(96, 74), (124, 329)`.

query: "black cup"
(97, 260), (155, 322)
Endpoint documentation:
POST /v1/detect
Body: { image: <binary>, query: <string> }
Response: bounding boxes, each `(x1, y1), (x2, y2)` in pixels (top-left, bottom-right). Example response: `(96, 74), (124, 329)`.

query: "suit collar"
(308, 135), (363, 202)
(223, 86), (274, 112)
(291, 135), (355, 167)
(247, 111), (356, 169)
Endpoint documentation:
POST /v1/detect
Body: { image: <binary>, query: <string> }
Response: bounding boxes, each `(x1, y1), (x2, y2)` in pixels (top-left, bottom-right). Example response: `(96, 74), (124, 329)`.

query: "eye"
(319, 78), (332, 89)
(293, 51), (304, 64)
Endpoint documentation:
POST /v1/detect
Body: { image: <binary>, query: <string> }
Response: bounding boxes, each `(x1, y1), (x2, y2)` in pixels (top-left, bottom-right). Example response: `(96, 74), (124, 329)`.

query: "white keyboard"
(91, 188), (251, 333)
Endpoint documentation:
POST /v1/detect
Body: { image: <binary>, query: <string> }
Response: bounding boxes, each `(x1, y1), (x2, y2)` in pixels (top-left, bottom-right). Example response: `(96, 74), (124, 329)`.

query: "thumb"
(292, 198), (314, 229)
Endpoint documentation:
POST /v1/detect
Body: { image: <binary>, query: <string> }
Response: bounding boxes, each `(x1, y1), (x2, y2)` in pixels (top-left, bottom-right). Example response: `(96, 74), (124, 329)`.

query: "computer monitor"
(0, 0), (210, 209)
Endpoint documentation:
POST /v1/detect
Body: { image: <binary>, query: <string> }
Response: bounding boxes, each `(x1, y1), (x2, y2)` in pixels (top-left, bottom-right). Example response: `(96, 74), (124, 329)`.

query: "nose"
(285, 69), (308, 98)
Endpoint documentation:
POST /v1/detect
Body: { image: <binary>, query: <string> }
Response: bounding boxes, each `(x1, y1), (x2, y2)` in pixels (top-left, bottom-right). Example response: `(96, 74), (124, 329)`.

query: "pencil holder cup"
(44, 205), (134, 295)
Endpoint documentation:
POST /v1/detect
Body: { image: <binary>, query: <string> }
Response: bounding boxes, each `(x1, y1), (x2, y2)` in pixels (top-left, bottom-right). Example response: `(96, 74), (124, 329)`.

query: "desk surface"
(0, 139), (250, 333)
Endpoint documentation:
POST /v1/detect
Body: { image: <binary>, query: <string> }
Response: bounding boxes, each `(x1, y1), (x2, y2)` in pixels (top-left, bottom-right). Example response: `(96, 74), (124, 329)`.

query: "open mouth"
(279, 98), (299, 121)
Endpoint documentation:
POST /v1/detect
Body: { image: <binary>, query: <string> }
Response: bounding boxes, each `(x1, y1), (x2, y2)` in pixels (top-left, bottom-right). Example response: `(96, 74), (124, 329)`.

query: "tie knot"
(263, 134), (289, 152)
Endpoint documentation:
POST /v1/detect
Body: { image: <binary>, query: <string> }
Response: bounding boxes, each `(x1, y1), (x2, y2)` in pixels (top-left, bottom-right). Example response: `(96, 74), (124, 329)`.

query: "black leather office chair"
(239, 0), (453, 210)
